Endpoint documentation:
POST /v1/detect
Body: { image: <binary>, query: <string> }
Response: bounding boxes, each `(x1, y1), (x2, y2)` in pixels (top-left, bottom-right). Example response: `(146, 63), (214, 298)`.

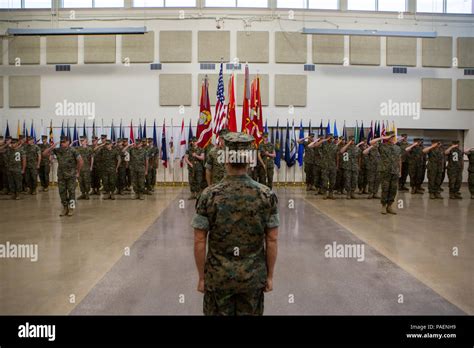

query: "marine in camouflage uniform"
(205, 129), (229, 186)
(145, 138), (159, 194)
(76, 136), (93, 200)
(335, 138), (346, 194)
(116, 139), (129, 195)
(23, 136), (41, 195)
(372, 132), (401, 215)
(43, 136), (83, 216)
(340, 136), (360, 199)
(397, 134), (410, 191)
(90, 137), (101, 195)
(465, 148), (474, 199)
(98, 140), (121, 200)
(38, 135), (51, 192)
(257, 132), (276, 189)
(297, 133), (315, 191)
(185, 137), (205, 199)
(445, 141), (463, 199)
(363, 142), (381, 199)
(423, 139), (444, 199)
(0, 138), (26, 200)
(406, 138), (425, 194)
(124, 139), (149, 200)
(357, 139), (368, 194)
(313, 144), (323, 194)
(192, 132), (279, 316)
(318, 134), (338, 199)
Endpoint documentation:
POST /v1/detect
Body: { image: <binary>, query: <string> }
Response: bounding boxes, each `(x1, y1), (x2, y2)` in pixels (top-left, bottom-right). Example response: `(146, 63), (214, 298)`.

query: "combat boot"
(399, 186), (409, 191)
(435, 193), (443, 199)
(449, 193), (456, 199)
(323, 192), (329, 200)
(367, 193), (374, 199)
(60, 206), (68, 217)
(373, 194), (381, 199)
(386, 204), (397, 215)
(381, 204), (387, 214)
(471, 194), (474, 199)
(85, 193), (90, 200)
(306, 185), (311, 191)
(78, 194), (86, 200)
(67, 208), (74, 217)
(429, 193), (436, 199)
(418, 186), (425, 193)
(110, 193), (115, 200)
(455, 192), (462, 199)
(346, 192), (351, 199)
(328, 191), (335, 200)
(411, 187), (416, 194)
(31, 189), (37, 195)
(11, 193), (18, 200)
(350, 191), (357, 199)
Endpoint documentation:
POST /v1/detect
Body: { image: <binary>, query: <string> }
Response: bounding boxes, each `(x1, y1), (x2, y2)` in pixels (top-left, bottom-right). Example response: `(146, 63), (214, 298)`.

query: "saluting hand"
(197, 278), (205, 293)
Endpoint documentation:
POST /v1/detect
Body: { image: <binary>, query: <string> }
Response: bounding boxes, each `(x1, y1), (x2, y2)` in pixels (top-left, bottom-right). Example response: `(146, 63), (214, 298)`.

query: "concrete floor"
(0, 185), (472, 315)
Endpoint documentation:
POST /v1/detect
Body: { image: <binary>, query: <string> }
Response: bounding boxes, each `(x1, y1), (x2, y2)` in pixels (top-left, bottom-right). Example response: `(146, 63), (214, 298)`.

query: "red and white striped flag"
(179, 118), (186, 168)
(213, 61), (228, 143)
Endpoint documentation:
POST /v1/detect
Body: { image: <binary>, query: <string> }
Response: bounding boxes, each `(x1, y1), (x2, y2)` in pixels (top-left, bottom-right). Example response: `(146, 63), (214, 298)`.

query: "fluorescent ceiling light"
(7, 27), (147, 36)
(302, 28), (437, 38)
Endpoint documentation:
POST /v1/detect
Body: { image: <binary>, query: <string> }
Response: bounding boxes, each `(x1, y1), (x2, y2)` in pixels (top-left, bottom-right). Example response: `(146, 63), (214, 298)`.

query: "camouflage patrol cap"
(92, 136), (99, 140)
(326, 133), (334, 138)
(191, 136), (197, 141)
(223, 132), (255, 151)
(19, 134), (24, 139)
(122, 138), (128, 142)
(452, 140), (460, 145)
(348, 135), (355, 140)
(79, 136), (87, 140)
(105, 139), (112, 145)
(11, 138), (19, 143)
(60, 136), (69, 142)
(386, 131), (395, 137)
(147, 138), (153, 141)
(5, 136), (12, 140)
(401, 133), (408, 137)
(219, 128), (230, 137)
(101, 134), (107, 139)
(263, 132), (269, 137)
(141, 138), (147, 143)
(41, 135), (48, 138)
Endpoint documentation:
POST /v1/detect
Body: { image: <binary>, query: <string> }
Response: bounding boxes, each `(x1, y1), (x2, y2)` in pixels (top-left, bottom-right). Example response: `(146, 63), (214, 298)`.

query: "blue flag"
(359, 121), (365, 142)
(319, 119), (323, 137)
(111, 120), (116, 142)
(30, 121), (36, 143)
(138, 121), (142, 140)
(326, 120), (330, 135)
(119, 120), (123, 139)
(23, 120), (27, 138)
(297, 120), (304, 167)
(188, 119), (193, 146)
(284, 120), (291, 166)
(308, 119), (312, 135)
(153, 120), (158, 147)
(285, 120), (296, 167)
(66, 120), (71, 142)
(333, 120), (338, 137)
(342, 120), (347, 141)
(5, 121), (10, 137)
(161, 121), (168, 168)
(264, 119), (268, 134)
(61, 120), (65, 138)
(92, 119), (96, 138)
(73, 120), (79, 146)
(274, 121), (281, 169)
(143, 119), (147, 139)
(83, 119), (87, 137)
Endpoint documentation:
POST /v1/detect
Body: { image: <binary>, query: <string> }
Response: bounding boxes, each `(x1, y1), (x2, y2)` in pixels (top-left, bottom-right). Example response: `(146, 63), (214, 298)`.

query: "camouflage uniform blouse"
(191, 174), (279, 292)
(258, 142), (275, 168)
(378, 143), (401, 175)
(205, 146), (226, 184)
(52, 147), (81, 178)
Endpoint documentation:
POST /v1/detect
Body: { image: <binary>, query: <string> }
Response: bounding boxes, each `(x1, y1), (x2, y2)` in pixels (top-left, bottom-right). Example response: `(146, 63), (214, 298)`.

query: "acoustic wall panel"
(312, 34), (344, 65)
(122, 31), (154, 63)
(422, 36), (452, 68)
(421, 78), (452, 110)
(160, 31), (192, 63)
(0, 77), (3, 108)
(46, 36), (78, 64)
(198, 31), (230, 62)
(237, 31), (269, 63)
(197, 74), (230, 106)
(159, 74), (192, 106)
(275, 32), (307, 64)
(275, 75), (307, 107)
(457, 79), (474, 110)
(84, 35), (116, 64)
(236, 74), (269, 106)
(9, 76), (41, 108)
(8, 36), (40, 65)
(350, 36), (380, 66)
(386, 37), (417, 67)
(457, 37), (474, 68)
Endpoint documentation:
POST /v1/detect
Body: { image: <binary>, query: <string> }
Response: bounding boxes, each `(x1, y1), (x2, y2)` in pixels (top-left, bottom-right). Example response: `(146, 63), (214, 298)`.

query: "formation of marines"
(1, 130), (473, 217)
(0, 134), (159, 216)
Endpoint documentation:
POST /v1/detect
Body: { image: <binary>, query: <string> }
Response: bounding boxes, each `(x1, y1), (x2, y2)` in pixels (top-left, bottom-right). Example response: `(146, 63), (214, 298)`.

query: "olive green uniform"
(129, 147), (148, 196)
(146, 146), (159, 192)
(187, 144), (205, 195)
(446, 148), (463, 196)
(378, 142), (401, 205)
(365, 144), (381, 196)
(357, 143), (368, 193)
(205, 146), (226, 185)
(38, 143), (51, 190)
(341, 145), (359, 196)
(467, 151), (474, 197)
(303, 142), (315, 188)
(53, 147), (81, 208)
(408, 146), (424, 190)
(427, 147), (444, 195)
(320, 142), (338, 194)
(24, 144), (41, 193)
(76, 146), (93, 197)
(397, 139), (409, 189)
(101, 147), (121, 194)
(258, 142), (275, 189)
(5, 146), (25, 195)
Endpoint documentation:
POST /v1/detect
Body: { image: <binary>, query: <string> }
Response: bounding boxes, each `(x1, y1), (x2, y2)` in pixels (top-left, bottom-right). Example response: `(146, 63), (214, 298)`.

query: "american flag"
(213, 62), (227, 143)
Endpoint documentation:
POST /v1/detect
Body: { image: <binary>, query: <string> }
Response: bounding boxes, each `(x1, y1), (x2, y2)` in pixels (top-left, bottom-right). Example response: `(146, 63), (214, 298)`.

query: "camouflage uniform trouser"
(203, 288), (264, 316)
(188, 166), (203, 194)
(408, 162), (424, 188)
(146, 167), (157, 191)
(399, 161), (409, 188)
(258, 165), (274, 189)
(91, 167), (101, 190)
(380, 172), (398, 205)
(38, 163), (50, 189)
(102, 169), (117, 193)
(24, 167), (38, 192)
(304, 163), (314, 186)
(117, 166), (127, 192)
(344, 169), (358, 193)
(79, 170), (91, 194)
(469, 171), (474, 195)
(0, 165), (7, 191)
(130, 168), (145, 194)
(314, 165), (323, 189)
(427, 166), (443, 194)
(447, 168), (462, 194)
(58, 173), (76, 207)
(321, 167), (337, 194)
(7, 170), (22, 194)
(358, 165), (367, 191)
(367, 168), (380, 195)
(335, 167), (344, 193)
